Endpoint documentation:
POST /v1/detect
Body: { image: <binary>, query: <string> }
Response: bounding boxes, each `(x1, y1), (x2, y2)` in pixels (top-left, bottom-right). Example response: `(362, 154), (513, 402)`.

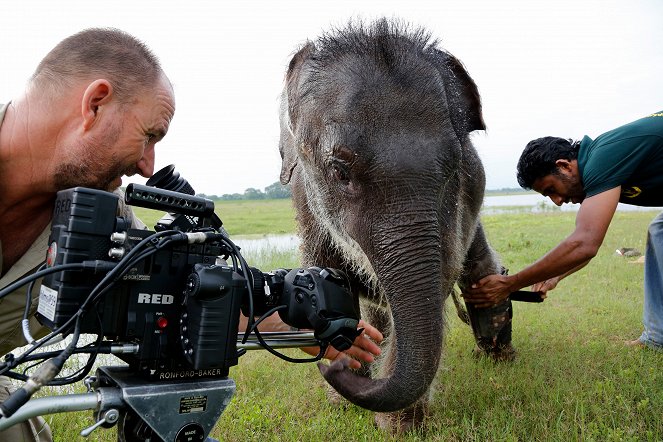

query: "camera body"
(36, 172), (360, 381)
(37, 187), (244, 380)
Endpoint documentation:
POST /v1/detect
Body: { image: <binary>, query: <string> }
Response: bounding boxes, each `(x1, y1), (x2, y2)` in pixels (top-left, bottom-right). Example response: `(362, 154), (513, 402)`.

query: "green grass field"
(132, 199), (297, 236)
(42, 205), (662, 441)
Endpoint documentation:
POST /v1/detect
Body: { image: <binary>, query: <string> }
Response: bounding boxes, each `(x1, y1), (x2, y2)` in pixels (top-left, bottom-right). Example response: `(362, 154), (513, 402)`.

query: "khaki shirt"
(0, 101), (46, 355)
(0, 102), (146, 355)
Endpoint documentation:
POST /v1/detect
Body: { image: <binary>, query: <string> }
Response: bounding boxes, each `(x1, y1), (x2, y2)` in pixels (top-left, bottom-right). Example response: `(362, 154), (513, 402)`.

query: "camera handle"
(0, 331), (321, 441)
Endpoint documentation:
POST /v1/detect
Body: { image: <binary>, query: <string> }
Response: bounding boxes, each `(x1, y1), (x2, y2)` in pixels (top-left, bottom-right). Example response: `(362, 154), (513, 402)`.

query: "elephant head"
(278, 19), (499, 414)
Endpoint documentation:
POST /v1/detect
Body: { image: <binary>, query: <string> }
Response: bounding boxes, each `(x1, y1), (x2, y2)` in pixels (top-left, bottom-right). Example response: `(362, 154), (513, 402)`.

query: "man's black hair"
(516, 137), (580, 189)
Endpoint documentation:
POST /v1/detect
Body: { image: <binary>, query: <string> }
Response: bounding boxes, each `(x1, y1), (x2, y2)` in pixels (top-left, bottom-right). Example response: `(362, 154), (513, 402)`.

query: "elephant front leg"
(375, 399), (429, 434)
(458, 223), (516, 362)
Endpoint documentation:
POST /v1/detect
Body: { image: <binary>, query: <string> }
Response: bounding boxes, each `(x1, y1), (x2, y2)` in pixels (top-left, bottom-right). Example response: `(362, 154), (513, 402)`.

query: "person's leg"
(640, 211), (663, 350)
(0, 375), (53, 442)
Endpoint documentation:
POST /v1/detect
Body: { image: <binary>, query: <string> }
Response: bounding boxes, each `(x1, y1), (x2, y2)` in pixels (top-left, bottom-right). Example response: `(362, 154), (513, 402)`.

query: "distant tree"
(196, 193), (220, 200)
(243, 188), (265, 199)
(264, 182), (291, 199)
(214, 183), (291, 200)
(219, 193), (243, 200)
(485, 187), (532, 195)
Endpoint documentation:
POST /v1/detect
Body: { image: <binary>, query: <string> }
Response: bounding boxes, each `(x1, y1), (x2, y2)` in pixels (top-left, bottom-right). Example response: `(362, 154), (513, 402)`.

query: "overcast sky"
(1, 0), (661, 195)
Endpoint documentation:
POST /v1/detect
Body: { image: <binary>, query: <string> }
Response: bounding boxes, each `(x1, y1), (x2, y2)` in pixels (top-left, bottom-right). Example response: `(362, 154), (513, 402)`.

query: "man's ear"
(554, 158), (574, 174)
(81, 79), (114, 131)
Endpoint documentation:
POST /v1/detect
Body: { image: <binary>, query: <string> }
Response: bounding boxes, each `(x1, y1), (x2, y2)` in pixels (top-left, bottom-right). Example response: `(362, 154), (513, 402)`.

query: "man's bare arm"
(464, 187), (621, 307)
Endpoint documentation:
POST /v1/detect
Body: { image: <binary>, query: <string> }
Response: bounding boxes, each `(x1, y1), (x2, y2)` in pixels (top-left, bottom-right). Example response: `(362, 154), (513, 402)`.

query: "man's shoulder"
(0, 224), (50, 289)
(581, 113), (663, 162)
(596, 112), (663, 145)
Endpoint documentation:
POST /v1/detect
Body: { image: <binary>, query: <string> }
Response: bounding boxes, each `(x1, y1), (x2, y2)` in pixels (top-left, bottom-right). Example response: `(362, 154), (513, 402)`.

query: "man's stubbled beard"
(557, 170), (586, 203)
(53, 120), (138, 192)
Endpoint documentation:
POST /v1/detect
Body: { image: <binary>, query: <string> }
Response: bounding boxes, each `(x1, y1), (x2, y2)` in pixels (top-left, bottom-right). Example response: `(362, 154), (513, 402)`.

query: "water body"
(484, 193), (551, 208)
(483, 193), (663, 213)
(235, 194), (663, 251)
(233, 234), (301, 254)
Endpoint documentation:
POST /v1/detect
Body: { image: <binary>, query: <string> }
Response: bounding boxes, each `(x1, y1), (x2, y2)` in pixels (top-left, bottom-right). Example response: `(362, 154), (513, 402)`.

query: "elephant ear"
(279, 42), (315, 184)
(431, 49), (486, 140)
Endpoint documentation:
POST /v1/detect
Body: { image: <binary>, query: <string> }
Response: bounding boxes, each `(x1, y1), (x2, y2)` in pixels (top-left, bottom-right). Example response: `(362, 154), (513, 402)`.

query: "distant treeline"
(197, 182), (292, 201)
(195, 184), (527, 201)
(484, 187), (528, 195)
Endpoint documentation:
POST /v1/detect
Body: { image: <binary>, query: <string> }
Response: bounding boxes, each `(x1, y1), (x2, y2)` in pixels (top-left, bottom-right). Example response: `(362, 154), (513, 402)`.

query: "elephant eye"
(329, 147), (356, 191)
(331, 161), (350, 185)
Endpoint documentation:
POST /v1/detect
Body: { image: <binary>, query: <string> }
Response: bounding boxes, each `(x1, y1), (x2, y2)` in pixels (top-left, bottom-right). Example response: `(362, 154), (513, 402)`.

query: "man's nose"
(550, 195), (563, 206)
(137, 147), (155, 177)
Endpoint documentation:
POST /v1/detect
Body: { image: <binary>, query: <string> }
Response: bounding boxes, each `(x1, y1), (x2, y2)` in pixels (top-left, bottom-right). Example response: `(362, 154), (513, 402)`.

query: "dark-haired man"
(463, 111), (663, 351)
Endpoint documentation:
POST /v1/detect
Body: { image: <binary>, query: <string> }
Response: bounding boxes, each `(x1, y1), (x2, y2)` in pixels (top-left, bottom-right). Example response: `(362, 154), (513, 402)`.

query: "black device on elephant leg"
(465, 267), (515, 361)
(464, 268), (546, 361)
(466, 300), (514, 361)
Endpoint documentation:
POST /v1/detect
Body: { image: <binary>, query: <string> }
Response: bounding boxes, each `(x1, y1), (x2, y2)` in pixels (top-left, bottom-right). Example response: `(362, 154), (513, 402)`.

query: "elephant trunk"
(319, 240), (445, 412)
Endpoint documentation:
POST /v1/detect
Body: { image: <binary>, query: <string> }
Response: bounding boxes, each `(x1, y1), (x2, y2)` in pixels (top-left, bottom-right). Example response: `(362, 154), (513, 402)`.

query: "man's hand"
(303, 319), (383, 369)
(531, 277), (559, 295)
(240, 313), (384, 369)
(462, 273), (514, 308)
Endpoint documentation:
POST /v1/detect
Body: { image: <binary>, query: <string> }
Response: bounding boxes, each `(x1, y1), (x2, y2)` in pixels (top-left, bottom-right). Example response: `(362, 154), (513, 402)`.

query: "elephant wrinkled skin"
(278, 19), (512, 431)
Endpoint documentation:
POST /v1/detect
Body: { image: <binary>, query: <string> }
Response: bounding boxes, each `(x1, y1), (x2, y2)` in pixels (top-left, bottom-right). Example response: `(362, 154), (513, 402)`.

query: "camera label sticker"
(179, 395), (208, 414)
(37, 285), (58, 322)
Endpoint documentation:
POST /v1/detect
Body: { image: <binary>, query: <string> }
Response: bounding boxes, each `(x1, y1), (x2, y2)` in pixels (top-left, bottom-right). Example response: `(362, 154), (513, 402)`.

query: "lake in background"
(235, 193), (663, 252)
(483, 193), (663, 213)
(235, 234), (301, 255)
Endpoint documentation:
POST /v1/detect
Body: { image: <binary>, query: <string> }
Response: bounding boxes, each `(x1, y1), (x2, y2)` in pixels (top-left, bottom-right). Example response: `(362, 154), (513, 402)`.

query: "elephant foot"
(324, 382), (347, 407)
(473, 342), (516, 362)
(374, 401), (428, 434)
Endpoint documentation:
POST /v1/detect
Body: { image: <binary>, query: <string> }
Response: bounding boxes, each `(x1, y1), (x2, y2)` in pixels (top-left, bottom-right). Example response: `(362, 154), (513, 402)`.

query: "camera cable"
(1, 230), (178, 377)
(248, 306), (327, 363)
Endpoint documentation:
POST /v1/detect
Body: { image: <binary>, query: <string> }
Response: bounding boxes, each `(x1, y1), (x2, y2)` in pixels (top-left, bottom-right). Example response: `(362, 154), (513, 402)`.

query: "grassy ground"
(132, 199), (297, 236)
(41, 207), (662, 441)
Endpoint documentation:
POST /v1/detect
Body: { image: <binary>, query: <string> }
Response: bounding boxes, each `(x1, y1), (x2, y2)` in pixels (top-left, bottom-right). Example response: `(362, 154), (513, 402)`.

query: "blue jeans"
(640, 211), (663, 349)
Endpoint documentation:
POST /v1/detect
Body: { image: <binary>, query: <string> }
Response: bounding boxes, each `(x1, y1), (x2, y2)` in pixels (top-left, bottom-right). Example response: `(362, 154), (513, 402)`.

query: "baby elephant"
(278, 18), (512, 432)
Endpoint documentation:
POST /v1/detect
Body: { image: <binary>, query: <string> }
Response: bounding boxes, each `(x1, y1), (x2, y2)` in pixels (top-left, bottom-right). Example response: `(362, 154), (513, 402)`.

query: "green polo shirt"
(578, 111), (663, 206)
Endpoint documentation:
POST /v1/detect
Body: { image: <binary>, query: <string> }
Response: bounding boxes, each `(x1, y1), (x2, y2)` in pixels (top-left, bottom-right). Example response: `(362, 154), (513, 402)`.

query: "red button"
(157, 317), (168, 329)
(46, 242), (57, 267)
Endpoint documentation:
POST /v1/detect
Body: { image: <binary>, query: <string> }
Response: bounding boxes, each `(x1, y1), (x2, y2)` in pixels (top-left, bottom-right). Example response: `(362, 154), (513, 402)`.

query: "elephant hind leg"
(466, 298), (516, 362)
(458, 223), (516, 361)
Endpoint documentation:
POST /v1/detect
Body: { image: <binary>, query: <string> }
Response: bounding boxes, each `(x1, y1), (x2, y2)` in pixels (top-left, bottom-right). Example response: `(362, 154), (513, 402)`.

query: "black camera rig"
(0, 165), (362, 441)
